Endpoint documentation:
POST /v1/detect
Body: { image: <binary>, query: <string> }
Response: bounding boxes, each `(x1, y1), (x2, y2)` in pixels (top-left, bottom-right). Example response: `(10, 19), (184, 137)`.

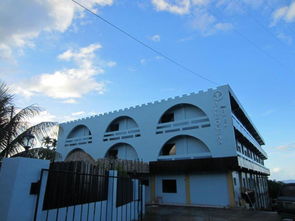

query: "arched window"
(105, 143), (138, 160)
(159, 135), (211, 159)
(106, 116), (139, 132)
(156, 104), (210, 134)
(65, 148), (95, 164)
(65, 125), (92, 147)
(104, 116), (140, 142)
(67, 125), (91, 138)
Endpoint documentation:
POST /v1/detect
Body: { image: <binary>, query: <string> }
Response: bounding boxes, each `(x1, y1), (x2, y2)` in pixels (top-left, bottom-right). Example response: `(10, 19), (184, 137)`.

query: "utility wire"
(210, 5), (289, 71)
(72, 0), (218, 85)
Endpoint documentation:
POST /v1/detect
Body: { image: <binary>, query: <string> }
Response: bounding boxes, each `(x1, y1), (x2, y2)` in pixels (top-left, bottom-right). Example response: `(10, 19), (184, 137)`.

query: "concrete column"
(185, 174), (191, 204)
(107, 170), (117, 221)
(226, 171), (235, 207)
(0, 157), (50, 221)
(150, 175), (156, 203)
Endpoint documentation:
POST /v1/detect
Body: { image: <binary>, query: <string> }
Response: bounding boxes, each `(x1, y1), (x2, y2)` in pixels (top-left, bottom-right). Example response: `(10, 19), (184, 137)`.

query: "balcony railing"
(103, 128), (140, 142)
(158, 152), (212, 161)
(65, 135), (92, 147)
(156, 116), (210, 135)
(237, 155), (270, 175)
(232, 114), (267, 157)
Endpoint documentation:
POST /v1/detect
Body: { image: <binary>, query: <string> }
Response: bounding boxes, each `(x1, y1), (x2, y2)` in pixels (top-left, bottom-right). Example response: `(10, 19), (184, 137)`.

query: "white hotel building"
(56, 85), (270, 209)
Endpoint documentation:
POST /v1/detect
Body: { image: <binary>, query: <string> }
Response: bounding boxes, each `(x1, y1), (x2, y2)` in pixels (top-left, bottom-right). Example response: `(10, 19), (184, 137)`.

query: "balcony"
(232, 114), (267, 157)
(65, 135), (92, 147)
(156, 116), (210, 135)
(103, 128), (140, 142)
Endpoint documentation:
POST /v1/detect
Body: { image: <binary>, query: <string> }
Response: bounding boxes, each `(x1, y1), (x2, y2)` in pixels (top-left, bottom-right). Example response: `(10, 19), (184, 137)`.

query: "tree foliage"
(268, 179), (284, 199)
(0, 82), (58, 159)
(12, 148), (61, 162)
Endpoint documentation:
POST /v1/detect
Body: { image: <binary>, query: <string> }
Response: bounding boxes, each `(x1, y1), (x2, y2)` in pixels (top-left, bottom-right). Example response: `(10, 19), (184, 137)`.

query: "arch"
(159, 103), (207, 123)
(105, 143), (138, 160)
(67, 125), (91, 139)
(106, 116), (139, 132)
(159, 135), (211, 157)
(65, 148), (96, 164)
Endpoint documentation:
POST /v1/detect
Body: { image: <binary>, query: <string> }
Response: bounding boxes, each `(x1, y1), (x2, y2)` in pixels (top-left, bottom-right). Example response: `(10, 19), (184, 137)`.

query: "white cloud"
(29, 111), (57, 126)
(0, 45), (13, 61)
(191, 9), (232, 36)
(150, 34), (161, 42)
(192, 0), (209, 6)
(277, 33), (293, 45)
(272, 2), (295, 24)
(140, 58), (147, 65)
(275, 143), (295, 151)
(214, 22), (233, 31)
(72, 111), (86, 116)
(13, 44), (115, 100)
(151, 1), (232, 36)
(0, 0), (113, 60)
(151, 0), (190, 15)
(62, 99), (78, 104)
(106, 61), (117, 67)
(61, 111), (98, 122)
(271, 167), (282, 173)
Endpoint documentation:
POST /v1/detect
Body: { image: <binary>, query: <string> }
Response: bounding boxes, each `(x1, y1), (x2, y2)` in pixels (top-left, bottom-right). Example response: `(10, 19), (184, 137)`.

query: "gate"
(33, 161), (144, 221)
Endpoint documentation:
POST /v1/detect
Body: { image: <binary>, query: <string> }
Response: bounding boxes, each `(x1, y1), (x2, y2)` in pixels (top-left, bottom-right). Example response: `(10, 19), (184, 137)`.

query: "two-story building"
(56, 85), (270, 209)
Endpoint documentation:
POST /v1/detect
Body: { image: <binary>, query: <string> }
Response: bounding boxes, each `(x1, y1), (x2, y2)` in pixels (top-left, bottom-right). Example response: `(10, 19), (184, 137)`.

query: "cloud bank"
(0, 0), (113, 59)
(13, 44), (115, 101)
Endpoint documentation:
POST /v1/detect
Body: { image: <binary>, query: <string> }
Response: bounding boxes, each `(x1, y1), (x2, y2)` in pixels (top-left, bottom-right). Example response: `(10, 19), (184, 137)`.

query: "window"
(108, 149), (118, 159)
(236, 141), (241, 152)
(160, 113), (174, 123)
(109, 123), (119, 132)
(162, 179), (177, 193)
(161, 143), (176, 155)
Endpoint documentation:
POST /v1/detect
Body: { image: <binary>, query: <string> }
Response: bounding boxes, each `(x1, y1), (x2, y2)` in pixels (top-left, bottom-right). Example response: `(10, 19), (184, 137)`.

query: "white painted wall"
(57, 85), (239, 162)
(190, 173), (229, 207)
(0, 158), (50, 221)
(155, 174), (186, 205)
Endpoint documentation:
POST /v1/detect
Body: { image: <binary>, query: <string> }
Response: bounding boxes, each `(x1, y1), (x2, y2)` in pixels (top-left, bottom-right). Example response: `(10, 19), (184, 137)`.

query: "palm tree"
(42, 136), (57, 150)
(0, 82), (57, 159)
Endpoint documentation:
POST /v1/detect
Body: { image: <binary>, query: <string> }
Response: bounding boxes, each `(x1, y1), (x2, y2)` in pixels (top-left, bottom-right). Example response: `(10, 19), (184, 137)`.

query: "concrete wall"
(0, 158), (50, 221)
(152, 172), (231, 207)
(0, 158), (145, 221)
(155, 174), (186, 205)
(190, 173), (230, 207)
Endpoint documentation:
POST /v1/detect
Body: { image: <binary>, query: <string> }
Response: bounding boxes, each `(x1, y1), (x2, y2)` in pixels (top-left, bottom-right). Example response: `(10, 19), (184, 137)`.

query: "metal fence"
(33, 161), (144, 221)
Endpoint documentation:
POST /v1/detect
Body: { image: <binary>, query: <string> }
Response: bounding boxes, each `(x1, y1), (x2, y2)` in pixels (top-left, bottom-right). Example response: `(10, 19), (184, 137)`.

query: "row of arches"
(65, 103), (210, 144)
(65, 135), (211, 162)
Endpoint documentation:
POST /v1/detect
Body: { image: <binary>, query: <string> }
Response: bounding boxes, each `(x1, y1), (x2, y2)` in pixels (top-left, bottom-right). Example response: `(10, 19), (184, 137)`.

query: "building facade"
(57, 85), (270, 209)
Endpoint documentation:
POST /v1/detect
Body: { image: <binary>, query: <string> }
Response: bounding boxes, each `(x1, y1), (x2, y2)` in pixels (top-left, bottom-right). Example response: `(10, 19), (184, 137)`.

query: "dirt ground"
(143, 205), (281, 221)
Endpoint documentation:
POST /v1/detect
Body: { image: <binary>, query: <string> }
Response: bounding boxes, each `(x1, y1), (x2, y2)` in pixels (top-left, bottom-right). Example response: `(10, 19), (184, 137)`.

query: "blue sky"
(0, 0), (295, 180)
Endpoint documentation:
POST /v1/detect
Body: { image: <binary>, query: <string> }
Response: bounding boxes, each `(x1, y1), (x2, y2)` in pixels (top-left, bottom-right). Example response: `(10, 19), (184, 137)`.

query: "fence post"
(0, 157), (50, 221)
(107, 170), (117, 221)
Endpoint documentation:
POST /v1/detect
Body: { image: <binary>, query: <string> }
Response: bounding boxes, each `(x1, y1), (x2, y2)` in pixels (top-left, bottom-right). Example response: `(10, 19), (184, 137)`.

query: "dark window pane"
(162, 179), (177, 193)
(108, 149), (118, 159)
(160, 113), (174, 123)
(109, 123), (119, 132)
(161, 143), (176, 156)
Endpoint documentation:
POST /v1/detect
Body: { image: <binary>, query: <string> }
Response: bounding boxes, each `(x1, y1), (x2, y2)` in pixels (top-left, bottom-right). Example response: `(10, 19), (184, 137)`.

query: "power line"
(210, 4), (290, 72)
(72, 0), (218, 85)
